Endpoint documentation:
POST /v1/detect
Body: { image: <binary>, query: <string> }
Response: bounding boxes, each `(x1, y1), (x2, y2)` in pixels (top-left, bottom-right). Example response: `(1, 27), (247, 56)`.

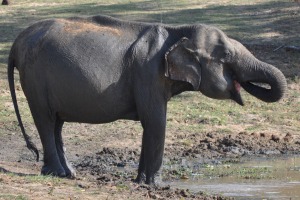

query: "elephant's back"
(12, 17), (137, 91)
(37, 17), (136, 63)
(13, 17), (137, 70)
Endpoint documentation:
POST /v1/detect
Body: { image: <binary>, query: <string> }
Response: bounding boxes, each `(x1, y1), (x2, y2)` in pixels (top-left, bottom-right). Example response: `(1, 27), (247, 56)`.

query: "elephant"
(7, 15), (287, 185)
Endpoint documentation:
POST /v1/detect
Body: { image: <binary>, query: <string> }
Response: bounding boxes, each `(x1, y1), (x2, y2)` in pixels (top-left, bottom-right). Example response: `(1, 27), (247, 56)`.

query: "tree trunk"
(2, 0), (9, 5)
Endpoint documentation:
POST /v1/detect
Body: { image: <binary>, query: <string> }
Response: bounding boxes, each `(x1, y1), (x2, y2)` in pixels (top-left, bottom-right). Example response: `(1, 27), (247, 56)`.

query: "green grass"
(3, 172), (62, 184)
(167, 86), (300, 135)
(0, 194), (28, 200)
(163, 161), (274, 180)
(202, 164), (274, 179)
(23, 174), (62, 184)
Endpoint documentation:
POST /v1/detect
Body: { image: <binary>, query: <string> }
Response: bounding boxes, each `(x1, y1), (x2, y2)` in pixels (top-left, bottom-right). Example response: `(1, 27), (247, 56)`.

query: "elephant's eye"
(221, 50), (232, 63)
(224, 50), (231, 58)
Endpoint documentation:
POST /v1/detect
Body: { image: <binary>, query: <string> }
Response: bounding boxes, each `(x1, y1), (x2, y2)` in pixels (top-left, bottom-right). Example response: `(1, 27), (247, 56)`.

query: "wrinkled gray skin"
(8, 15), (287, 185)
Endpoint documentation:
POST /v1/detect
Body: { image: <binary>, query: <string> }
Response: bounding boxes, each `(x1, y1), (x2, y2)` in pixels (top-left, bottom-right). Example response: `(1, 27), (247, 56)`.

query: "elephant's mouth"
(230, 80), (244, 106)
(232, 80), (273, 106)
(241, 81), (272, 92)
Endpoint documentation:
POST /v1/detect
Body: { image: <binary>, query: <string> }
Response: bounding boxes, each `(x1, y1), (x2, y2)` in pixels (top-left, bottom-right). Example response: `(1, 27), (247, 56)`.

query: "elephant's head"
(165, 26), (287, 105)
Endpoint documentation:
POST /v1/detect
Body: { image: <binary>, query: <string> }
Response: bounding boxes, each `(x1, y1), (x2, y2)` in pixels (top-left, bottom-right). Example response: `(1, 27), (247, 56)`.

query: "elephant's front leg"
(135, 135), (146, 183)
(136, 101), (167, 186)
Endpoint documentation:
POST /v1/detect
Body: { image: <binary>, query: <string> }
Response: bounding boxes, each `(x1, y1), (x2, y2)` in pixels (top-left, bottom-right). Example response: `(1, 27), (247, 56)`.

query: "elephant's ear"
(165, 37), (201, 90)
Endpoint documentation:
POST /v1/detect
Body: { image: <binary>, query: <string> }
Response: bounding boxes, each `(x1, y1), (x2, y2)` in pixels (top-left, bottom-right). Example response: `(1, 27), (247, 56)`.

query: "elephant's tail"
(7, 50), (39, 162)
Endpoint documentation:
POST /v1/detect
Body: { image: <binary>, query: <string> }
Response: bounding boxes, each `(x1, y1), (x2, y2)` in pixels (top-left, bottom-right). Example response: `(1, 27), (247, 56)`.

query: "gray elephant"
(8, 15), (287, 185)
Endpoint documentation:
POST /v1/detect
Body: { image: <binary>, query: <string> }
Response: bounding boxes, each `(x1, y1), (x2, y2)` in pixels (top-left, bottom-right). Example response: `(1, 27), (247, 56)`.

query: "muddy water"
(166, 156), (300, 199)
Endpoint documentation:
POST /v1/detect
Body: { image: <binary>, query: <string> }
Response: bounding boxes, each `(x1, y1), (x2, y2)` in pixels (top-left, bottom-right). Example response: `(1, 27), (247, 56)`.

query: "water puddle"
(166, 156), (300, 199)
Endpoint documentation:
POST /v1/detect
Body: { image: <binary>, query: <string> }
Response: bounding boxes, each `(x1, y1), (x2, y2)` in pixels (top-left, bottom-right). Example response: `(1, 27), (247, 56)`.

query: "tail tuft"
(26, 139), (39, 162)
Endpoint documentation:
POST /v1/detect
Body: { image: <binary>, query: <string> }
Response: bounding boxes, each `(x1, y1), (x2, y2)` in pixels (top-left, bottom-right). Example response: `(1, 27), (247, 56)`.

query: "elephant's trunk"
(234, 56), (287, 103)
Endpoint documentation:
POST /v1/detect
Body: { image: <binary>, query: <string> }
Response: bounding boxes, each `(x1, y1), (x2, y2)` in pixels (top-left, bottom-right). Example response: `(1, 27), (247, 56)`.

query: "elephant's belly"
(54, 92), (139, 124)
(57, 104), (139, 124)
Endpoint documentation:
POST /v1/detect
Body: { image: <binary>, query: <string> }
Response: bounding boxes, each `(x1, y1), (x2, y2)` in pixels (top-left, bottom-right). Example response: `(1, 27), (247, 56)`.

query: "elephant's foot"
(63, 161), (76, 179)
(41, 164), (66, 177)
(135, 172), (146, 184)
(135, 172), (162, 187)
(145, 176), (160, 188)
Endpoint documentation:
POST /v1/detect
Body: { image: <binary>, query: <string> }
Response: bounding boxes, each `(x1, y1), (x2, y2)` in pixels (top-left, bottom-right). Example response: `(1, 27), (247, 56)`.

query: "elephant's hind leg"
(34, 115), (66, 177)
(28, 100), (66, 177)
(54, 117), (76, 178)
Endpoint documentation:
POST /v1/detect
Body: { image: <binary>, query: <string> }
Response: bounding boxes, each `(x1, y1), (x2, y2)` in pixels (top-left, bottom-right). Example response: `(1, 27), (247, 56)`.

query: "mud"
(176, 132), (299, 159)
(75, 146), (234, 199)
(71, 131), (300, 199)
